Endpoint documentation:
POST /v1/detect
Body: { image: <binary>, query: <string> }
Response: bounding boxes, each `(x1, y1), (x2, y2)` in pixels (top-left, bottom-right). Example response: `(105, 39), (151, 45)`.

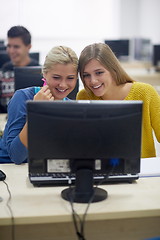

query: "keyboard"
(29, 172), (139, 187)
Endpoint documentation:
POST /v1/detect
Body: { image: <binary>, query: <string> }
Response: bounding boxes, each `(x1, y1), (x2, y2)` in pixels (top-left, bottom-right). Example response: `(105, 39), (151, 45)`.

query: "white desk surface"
(140, 157), (160, 177)
(0, 158), (160, 240)
(0, 158), (160, 225)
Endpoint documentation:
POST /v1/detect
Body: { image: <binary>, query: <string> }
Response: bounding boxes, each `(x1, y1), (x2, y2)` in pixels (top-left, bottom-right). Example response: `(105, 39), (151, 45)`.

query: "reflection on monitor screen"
(27, 100), (142, 203)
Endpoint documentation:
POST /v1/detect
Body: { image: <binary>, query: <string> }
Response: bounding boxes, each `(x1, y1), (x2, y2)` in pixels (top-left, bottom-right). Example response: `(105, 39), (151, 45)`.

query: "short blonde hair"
(42, 46), (78, 74)
(79, 43), (134, 85)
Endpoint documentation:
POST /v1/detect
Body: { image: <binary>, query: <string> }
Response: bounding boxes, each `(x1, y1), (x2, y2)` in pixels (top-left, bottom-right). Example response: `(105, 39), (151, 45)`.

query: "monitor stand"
(61, 168), (108, 203)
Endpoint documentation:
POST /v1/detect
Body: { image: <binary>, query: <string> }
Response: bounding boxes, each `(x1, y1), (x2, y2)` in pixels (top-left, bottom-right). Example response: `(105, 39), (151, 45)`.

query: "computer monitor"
(27, 100), (142, 203)
(0, 51), (40, 69)
(0, 51), (9, 68)
(132, 38), (152, 61)
(0, 40), (6, 51)
(153, 45), (160, 71)
(29, 52), (39, 62)
(0, 45), (6, 51)
(68, 79), (79, 100)
(104, 39), (130, 60)
(14, 66), (43, 90)
(14, 66), (79, 99)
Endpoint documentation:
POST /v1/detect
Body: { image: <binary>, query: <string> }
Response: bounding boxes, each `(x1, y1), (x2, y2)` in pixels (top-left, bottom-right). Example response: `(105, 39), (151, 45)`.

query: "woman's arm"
(6, 86), (54, 164)
(5, 89), (30, 164)
(19, 85), (54, 148)
(19, 122), (28, 148)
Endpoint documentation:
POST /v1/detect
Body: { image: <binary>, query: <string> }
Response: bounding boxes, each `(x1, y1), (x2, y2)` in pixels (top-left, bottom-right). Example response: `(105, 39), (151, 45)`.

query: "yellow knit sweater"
(76, 82), (160, 158)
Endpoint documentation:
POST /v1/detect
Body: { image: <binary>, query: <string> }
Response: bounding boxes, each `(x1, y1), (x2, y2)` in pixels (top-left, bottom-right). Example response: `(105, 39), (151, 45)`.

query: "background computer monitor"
(14, 66), (43, 90)
(0, 41), (6, 51)
(153, 44), (160, 71)
(0, 51), (40, 69)
(14, 66), (79, 99)
(132, 38), (152, 61)
(104, 39), (130, 60)
(0, 51), (10, 68)
(27, 100), (142, 203)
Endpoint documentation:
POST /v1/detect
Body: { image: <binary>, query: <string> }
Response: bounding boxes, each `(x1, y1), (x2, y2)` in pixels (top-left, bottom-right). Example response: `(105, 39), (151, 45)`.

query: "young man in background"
(1, 25), (39, 71)
(0, 26), (39, 112)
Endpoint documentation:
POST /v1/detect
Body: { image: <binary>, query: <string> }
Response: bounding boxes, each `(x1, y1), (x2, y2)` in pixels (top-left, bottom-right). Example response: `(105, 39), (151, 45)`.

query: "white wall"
(0, 0), (160, 62)
(120, 0), (141, 38)
(0, 0), (160, 63)
(1, 0), (160, 66)
(0, 0), (121, 62)
(120, 0), (160, 44)
(1, 0), (121, 39)
(140, 0), (160, 44)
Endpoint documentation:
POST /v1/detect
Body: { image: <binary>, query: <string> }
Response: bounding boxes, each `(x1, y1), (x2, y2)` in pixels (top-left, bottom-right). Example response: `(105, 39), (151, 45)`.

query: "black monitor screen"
(0, 52), (39, 69)
(14, 66), (43, 90)
(104, 39), (130, 59)
(27, 100), (142, 203)
(0, 44), (6, 51)
(0, 51), (10, 68)
(153, 45), (160, 70)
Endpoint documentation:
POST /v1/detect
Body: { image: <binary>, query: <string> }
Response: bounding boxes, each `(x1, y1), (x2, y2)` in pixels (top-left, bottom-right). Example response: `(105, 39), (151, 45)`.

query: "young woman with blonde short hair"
(0, 46), (78, 164)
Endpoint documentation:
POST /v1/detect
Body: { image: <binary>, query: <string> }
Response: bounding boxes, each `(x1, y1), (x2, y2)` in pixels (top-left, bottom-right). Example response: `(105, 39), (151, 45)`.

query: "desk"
(0, 161), (160, 240)
(130, 72), (160, 94)
(120, 61), (160, 95)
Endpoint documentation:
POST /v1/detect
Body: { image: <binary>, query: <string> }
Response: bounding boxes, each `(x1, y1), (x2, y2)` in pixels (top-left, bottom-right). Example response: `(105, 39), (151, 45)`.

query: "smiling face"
(83, 59), (116, 99)
(7, 37), (31, 66)
(43, 63), (77, 100)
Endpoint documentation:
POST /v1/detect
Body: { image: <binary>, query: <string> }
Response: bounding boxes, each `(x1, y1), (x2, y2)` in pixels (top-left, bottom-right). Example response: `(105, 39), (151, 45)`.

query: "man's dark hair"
(7, 26), (31, 46)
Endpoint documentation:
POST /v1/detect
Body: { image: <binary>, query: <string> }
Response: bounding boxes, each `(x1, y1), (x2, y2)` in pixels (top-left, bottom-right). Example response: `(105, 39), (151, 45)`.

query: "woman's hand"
(34, 85), (54, 101)
(19, 86), (54, 147)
